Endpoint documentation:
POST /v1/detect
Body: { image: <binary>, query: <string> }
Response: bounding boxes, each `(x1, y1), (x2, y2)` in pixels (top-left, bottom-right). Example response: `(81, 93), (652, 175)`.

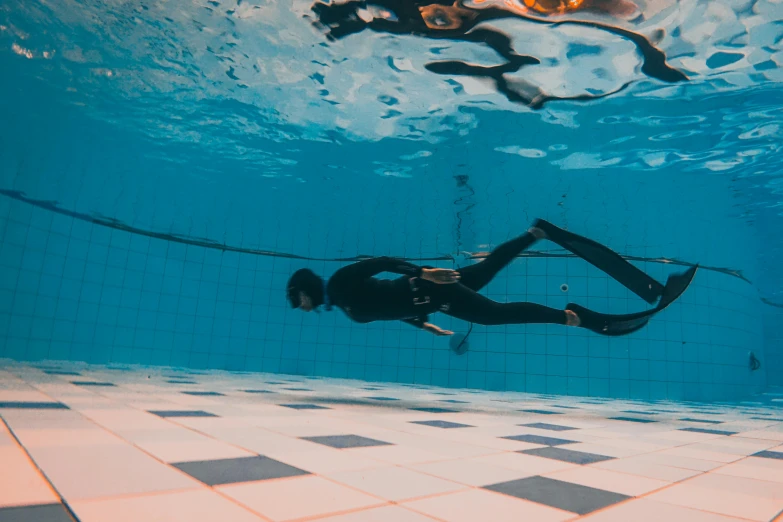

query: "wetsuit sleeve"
(402, 317), (429, 329)
(334, 257), (423, 281)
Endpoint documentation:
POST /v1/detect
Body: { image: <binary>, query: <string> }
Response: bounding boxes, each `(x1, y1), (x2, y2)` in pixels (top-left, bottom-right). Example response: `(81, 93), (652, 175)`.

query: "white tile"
(579, 497), (751, 522)
(410, 458), (533, 487)
(219, 475), (383, 521)
(327, 466), (466, 501)
(314, 505), (438, 522)
(0, 390), (55, 402)
(592, 457), (703, 482)
(403, 488), (572, 522)
(469, 452), (576, 475)
(71, 488), (265, 522)
(13, 428), (126, 448)
(348, 444), (451, 465)
(544, 466), (670, 496)
(655, 446), (743, 464)
(262, 446), (385, 474)
(26, 442), (201, 500)
(648, 482), (783, 521)
(632, 453), (723, 472)
(712, 457), (783, 484)
(0, 445), (59, 508)
(683, 472), (783, 500)
(135, 439), (255, 463)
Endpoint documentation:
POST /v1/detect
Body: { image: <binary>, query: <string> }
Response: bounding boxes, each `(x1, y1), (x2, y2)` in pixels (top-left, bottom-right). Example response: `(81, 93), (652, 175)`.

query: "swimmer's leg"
(438, 283), (578, 326)
(457, 227), (544, 292)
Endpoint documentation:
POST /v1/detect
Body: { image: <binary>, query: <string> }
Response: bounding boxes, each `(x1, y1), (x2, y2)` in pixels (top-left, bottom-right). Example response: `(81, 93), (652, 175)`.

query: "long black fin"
(534, 219), (665, 304)
(567, 265), (698, 336)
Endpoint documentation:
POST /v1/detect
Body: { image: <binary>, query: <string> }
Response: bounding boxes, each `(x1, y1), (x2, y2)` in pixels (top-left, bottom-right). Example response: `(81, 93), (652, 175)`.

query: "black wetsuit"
(326, 232), (566, 328)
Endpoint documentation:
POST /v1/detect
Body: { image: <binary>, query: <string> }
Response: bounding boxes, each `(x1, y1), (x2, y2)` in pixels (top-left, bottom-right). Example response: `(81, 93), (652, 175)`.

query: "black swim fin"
(533, 219), (665, 304)
(567, 265), (698, 336)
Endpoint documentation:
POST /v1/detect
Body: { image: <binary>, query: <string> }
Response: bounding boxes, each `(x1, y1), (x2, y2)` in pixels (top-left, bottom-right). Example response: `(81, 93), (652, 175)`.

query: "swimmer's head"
(419, 3), (477, 30)
(523, 0), (586, 14)
(287, 268), (325, 312)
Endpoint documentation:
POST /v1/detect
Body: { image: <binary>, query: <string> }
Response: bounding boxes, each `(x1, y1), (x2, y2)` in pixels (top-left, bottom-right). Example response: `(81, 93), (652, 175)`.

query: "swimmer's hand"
(421, 268), (461, 284)
(423, 323), (454, 336)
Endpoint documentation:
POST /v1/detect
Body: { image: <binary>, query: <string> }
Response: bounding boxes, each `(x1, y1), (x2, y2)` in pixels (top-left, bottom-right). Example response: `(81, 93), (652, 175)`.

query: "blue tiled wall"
(762, 309), (783, 387)
(0, 196), (766, 401)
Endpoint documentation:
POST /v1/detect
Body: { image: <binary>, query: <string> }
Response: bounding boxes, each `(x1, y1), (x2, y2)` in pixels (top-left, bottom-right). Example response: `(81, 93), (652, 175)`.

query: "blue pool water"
(1, 0), (782, 402)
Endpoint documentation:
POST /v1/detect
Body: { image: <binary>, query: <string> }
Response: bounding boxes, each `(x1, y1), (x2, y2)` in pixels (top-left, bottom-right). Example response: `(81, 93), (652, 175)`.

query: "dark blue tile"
(608, 417), (657, 423)
(680, 418), (722, 424)
(149, 410), (219, 418)
(751, 417), (783, 422)
(366, 397), (399, 401)
(243, 389), (274, 394)
(438, 399), (469, 404)
(182, 391), (224, 396)
(621, 410), (658, 415)
(752, 450), (783, 460)
(316, 398), (367, 405)
(167, 380), (197, 384)
(279, 404), (330, 410)
(0, 401), (69, 410)
(411, 420), (474, 429)
(521, 447), (614, 464)
(410, 407), (457, 413)
(0, 503), (74, 522)
(173, 456), (309, 485)
(302, 435), (392, 449)
(283, 388), (313, 392)
(679, 427), (737, 436)
(71, 381), (116, 387)
(521, 409), (562, 415)
(520, 423), (577, 432)
(502, 434), (576, 446)
(44, 370), (81, 376)
(484, 476), (629, 515)
(552, 405), (580, 409)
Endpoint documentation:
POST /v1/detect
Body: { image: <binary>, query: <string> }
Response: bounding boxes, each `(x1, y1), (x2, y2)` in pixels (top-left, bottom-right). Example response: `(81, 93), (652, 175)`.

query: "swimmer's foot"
(565, 309), (581, 327)
(529, 226), (547, 240)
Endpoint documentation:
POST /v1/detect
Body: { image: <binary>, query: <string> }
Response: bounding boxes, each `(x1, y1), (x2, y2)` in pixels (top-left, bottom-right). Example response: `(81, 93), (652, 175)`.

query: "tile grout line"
(12, 374), (279, 522)
(7, 363), (783, 522)
(0, 415), (80, 522)
(20, 367), (458, 520)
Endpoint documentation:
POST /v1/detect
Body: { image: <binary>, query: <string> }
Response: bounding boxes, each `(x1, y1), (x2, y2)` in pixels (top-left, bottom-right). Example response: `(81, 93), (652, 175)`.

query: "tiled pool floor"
(1, 360), (782, 522)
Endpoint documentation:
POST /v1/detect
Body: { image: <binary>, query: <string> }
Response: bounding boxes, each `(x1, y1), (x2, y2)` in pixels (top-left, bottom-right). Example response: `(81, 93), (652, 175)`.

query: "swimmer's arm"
(336, 256), (423, 281)
(402, 318), (454, 336)
(402, 317), (427, 329)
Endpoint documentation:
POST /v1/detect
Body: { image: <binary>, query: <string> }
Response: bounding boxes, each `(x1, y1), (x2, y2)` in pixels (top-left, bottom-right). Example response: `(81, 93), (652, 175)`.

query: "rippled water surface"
(1, 0), (783, 302)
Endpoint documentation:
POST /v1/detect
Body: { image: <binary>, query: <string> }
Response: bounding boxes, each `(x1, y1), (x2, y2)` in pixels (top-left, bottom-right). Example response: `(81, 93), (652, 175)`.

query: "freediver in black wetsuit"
(308, 0), (688, 108)
(287, 219), (698, 337)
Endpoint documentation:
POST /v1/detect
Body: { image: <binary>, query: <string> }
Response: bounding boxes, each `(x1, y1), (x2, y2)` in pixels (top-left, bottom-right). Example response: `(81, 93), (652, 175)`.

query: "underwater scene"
(1, 0), (782, 520)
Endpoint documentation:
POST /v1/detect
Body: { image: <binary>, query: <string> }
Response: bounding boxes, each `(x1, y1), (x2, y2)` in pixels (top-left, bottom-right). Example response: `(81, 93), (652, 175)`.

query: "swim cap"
(287, 268), (325, 308)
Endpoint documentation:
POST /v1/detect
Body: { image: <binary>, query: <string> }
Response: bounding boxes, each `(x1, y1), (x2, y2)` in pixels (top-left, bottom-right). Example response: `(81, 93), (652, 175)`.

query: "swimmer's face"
(523, 0), (586, 14)
(299, 292), (314, 312)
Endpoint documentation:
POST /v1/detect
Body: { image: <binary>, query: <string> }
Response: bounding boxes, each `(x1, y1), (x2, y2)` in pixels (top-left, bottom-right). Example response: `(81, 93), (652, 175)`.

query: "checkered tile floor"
(1, 360), (782, 522)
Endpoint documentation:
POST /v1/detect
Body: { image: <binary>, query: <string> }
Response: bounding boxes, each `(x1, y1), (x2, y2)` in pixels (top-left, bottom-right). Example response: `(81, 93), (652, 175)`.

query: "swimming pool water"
(1, 0), (782, 402)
